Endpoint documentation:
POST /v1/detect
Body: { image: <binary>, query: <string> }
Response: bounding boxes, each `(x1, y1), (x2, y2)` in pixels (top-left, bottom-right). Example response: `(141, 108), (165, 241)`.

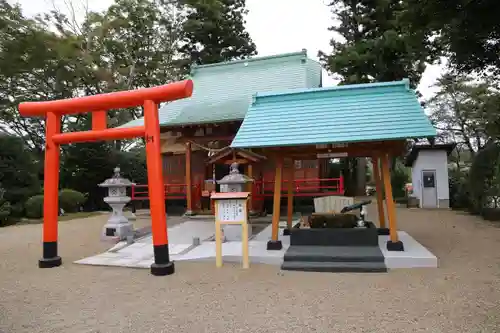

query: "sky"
(11, 0), (445, 99)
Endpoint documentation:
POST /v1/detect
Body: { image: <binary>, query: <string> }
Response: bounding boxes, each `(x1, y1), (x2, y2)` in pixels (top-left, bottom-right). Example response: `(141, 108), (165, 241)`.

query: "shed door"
(421, 170), (437, 208)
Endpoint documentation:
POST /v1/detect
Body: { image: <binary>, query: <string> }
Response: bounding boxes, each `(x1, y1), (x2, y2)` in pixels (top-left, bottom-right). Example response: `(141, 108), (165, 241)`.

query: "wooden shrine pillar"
(284, 159), (294, 235)
(372, 156), (388, 232)
(247, 163), (256, 215)
(185, 142), (194, 215)
(380, 153), (404, 251)
(268, 155), (283, 250)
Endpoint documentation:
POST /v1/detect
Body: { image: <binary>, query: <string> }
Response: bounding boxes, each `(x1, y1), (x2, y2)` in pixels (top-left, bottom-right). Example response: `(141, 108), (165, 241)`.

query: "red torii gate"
(18, 80), (194, 276)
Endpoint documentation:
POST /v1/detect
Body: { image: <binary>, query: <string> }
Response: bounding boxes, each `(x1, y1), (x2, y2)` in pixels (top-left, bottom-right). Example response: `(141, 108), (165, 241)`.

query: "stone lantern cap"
(217, 162), (253, 184)
(98, 167), (135, 188)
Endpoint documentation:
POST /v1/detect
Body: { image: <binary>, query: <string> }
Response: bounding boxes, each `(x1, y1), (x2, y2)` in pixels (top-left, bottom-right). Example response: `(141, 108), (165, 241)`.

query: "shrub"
(0, 185), (11, 226)
(481, 208), (500, 221)
(467, 142), (500, 214)
(23, 189), (87, 219)
(0, 134), (41, 219)
(59, 189), (86, 213)
(25, 195), (44, 219)
(394, 197), (409, 205)
(391, 167), (410, 199)
(449, 168), (471, 210)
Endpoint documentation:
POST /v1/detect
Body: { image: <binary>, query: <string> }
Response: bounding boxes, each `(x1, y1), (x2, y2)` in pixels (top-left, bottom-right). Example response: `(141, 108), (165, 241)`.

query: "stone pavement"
(74, 218), (437, 269)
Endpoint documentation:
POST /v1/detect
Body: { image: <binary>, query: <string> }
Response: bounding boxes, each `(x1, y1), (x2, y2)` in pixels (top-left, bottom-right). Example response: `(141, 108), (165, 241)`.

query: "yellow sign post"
(211, 192), (250, 269)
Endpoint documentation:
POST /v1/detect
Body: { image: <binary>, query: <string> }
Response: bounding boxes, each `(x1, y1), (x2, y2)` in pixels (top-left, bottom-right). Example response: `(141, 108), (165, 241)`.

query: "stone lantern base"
(223, 224), (253, 241)
(101, 198), (134, 241)
(102, 222), (134, 241)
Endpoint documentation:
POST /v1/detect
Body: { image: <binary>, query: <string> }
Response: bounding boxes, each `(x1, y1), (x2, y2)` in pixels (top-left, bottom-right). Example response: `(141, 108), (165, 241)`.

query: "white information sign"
(216, 199), (245, 222)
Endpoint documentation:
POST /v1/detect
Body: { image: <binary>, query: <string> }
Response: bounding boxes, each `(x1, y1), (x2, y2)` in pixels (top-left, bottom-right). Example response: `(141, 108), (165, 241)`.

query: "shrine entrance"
(18, 80), (193, 276)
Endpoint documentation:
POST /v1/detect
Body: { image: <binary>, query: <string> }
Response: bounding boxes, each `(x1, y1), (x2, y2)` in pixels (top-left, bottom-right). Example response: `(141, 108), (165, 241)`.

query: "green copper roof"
(121, 50), (322, 128)
(230, 79), (436, 148)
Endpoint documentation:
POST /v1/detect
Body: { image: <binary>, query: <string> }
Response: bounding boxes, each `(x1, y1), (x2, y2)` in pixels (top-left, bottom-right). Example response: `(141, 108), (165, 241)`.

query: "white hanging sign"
(216, 199), (245, 222)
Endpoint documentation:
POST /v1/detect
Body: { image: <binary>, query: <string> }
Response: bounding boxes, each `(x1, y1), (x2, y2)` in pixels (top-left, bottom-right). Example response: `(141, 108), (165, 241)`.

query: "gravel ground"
(1, 206), (500, 333)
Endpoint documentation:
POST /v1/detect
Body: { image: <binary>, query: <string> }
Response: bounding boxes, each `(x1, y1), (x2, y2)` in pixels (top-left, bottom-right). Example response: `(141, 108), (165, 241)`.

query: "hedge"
(59, 189), (86, 213)
(24, 189), (87, 219)
(25, 195), (44, 219)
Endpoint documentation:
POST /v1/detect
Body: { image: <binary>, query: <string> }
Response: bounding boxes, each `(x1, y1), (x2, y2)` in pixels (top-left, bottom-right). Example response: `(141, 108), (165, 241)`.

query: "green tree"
(0, 183), (11, 225)
(0, 0), (184, 153)
(0, 1), (81, 155)
(0, 134), (41, 218)
(319, 0), (441, 195)
(405, 0), (500, 76)
(468, 142), (500, 214)
(60, 141), (114, 211)
(178, 0), (257, 68)
(427, 72), (500, 159)
(74, 0), (184, 127)
(319, 0), (441, 89)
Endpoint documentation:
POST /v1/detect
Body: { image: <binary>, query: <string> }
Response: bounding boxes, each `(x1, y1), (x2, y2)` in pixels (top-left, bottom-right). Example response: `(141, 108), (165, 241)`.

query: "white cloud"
(10, 0), (444, 98)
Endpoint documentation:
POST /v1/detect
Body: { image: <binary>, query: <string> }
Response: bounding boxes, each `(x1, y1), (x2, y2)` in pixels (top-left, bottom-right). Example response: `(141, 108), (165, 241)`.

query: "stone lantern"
(217, 162), (253, 193)
(98, 166), (135, 240)
(216, 162), (253, 241)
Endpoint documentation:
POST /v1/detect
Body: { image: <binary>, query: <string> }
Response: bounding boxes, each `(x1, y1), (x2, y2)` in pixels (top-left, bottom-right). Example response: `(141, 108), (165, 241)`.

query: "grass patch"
(19, 211), (104, 225)
(58, 211), (104, 221)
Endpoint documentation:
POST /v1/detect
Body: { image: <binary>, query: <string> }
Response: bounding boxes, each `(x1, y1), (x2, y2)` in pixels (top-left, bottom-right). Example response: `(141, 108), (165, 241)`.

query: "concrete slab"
(252, 223), (292, 244)
(74, 220), (438, 271)
(177, 240), (290, 265)
(380, 232), (438, 269)
(108, 220), (216, 250)
(136, 220), (216, 244)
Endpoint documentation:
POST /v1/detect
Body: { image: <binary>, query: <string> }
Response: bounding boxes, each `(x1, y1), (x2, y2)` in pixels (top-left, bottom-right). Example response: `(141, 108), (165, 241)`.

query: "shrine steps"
(281, 245), (387, 273)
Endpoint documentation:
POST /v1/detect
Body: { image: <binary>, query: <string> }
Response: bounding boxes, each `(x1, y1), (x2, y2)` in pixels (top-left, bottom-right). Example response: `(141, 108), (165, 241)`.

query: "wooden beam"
(258, 141), (407, 159)
(286, 159), (294, 231)
(269, 155), (284, 249)
(371, 156), (386, 229)
(223, 158), (249, 165)
(185, 142), (193, 215)
(381, 153), (402, 249)
(176, 134), (235, 143)
(159, 120), (243, 134)
(237, 150), (267, 162)
(206, 147), (233, 164)
(246, 164), (254, 214)
(280, 140), (405, 152)
(207, 147), (267, 165)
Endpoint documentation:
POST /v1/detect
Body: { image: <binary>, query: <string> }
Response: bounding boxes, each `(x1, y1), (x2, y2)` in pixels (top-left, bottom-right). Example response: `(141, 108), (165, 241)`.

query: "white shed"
(405, 144), (455, 208)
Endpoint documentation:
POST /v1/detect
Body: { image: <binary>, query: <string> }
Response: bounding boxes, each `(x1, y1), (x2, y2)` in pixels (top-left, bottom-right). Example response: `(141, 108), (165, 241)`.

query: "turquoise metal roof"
(230, 79), (436, 148)
(121, 50), (322, 128)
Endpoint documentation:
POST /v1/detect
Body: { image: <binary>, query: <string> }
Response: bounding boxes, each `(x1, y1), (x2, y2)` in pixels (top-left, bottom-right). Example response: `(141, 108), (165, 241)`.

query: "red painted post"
(144, 100), (174, 276)
(39, 112), (62, 268)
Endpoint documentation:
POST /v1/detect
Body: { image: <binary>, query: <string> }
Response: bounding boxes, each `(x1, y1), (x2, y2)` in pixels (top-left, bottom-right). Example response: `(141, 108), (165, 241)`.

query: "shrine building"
(121, 49), (435, 222)
(123, 49), (345, 215)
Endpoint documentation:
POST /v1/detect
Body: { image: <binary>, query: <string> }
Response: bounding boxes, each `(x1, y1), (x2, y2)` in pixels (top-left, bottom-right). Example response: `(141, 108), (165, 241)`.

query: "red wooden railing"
(131, 183), (202, 206)
(131, 176), (344, 202)
(252, 176), (344, 201)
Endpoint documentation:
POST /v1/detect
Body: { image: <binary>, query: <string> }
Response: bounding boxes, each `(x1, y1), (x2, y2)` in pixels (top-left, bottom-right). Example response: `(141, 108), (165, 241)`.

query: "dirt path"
(1, 207), (499, 333)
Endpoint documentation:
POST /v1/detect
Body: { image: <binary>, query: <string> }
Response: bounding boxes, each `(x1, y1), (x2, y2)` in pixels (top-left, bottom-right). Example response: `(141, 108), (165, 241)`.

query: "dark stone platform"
(290, 222), (378, 247)
(282, 222), (387, 273)
(281, 245), (387, 273)
(284, 245), (385, 263)
(281, 260), (387, 273)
